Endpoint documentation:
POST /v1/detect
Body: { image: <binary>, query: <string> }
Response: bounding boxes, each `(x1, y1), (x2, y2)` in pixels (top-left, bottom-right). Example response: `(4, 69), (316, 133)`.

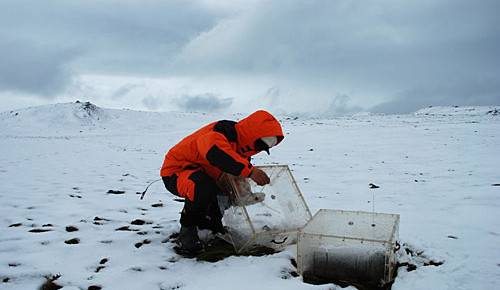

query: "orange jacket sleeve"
(197, 131), (254, 177)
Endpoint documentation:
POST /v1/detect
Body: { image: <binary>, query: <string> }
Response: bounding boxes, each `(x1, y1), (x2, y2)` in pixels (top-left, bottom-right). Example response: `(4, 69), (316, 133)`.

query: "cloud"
(324, 94), (363, 116)
(142, 95), (163, 110)
(371, 79), (500, 114)
(0, 39), (78, 97)
(1, 0), (499, 113)
(173, 0), (500, 111)
(175, 93), (233, 112)
(111, 84), (142, 100)
(0, 0), (221, 79)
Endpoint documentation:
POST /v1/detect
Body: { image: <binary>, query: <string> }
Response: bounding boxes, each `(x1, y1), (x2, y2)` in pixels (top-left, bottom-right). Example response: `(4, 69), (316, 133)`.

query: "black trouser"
(162, 170), (224, 233)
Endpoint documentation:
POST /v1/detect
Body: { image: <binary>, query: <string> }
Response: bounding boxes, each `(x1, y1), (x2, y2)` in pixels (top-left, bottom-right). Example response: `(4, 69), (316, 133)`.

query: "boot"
(177, 226), (203, 255)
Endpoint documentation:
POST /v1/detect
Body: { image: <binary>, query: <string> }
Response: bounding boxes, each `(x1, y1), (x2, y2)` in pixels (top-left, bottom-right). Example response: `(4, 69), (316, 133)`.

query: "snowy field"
(1, 102), (499, 290)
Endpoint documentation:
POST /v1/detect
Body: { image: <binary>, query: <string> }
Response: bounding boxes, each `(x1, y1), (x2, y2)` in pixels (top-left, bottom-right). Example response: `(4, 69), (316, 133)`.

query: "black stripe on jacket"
(213, 120), (238, 142)
(206, 145), (245, 176)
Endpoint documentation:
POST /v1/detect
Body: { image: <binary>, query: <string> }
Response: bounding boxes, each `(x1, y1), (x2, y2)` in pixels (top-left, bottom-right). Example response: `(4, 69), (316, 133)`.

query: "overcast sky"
(1, 0), (499, 114)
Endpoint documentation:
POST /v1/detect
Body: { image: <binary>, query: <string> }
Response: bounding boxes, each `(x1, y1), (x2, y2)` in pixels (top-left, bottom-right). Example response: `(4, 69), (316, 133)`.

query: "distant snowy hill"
(0, 101), (108, 129)
(1, 102), (499, 290)
(415, 105), (499, 116)
(0, 101), (219, 136)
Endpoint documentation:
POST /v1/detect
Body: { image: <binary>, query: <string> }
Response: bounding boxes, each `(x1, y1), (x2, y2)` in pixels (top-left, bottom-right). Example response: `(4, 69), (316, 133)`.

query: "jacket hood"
(235, 110), (284, 157)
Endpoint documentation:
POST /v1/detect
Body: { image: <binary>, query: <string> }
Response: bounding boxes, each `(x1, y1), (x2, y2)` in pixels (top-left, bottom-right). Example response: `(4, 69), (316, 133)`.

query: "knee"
(189, 171), (219, 203)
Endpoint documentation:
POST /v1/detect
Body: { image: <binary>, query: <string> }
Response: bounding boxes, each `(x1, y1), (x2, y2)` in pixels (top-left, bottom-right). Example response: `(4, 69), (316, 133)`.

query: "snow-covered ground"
(1, 102), (499, 290)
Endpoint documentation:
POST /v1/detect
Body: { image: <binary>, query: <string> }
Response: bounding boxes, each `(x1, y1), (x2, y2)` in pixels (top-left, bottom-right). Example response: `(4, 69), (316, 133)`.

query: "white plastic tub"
(297, 209), (400, 287)
(219, 165), (312, 253)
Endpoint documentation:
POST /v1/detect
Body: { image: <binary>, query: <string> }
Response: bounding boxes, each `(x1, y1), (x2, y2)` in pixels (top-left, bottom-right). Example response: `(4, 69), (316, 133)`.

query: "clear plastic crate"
(297, 209), (399, 287)
(219, 165), (312, 253)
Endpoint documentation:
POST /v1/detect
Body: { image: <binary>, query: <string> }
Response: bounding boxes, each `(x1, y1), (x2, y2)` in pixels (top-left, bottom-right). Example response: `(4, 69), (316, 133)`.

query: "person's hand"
(250, 168), (270, 186)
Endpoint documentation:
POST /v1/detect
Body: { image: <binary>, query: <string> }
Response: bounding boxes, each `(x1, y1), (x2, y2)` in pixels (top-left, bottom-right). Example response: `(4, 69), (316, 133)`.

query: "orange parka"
(160, 110), (284, 200)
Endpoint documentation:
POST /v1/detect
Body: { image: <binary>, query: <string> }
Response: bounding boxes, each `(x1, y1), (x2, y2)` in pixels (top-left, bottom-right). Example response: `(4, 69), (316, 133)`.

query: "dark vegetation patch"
(280, 261), (300, 280)
(115, 226), (139, 232)
(88, 285), (102, 290)
(38, 275), (62, 290)
(135, 239), (152, 248)
(174, 236), (277, 262)
(100, 240), (113, 244)
(397, 243), (445, 272)
(2, 277), (10, 283)
(160, 283), (184, 290)
(151, 203), (164, 207)
(29, 228), (53, 233)
(447, 235), (458, 239)
(66, 226), (79, 232)
(9, 223), (22, 227)
(64, 238), (80, 245)
(107, 190), (125, 194)
(69, 194), (82, 199)
(487, 109), (499, 116)
(492, 183), (500, 186)
(94, 216), (110, 222)
(369, 183), (380, 189)
(8, 262), (21, 267)
(42, 224), (53, 227)
(131, 219), (151, 225)
(95, 266), (105, 273)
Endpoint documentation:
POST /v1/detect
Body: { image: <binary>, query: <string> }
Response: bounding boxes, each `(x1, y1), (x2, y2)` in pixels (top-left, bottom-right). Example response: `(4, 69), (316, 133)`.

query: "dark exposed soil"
(188, 237), (276, 262)
(115, 226), (139, 231)
(64, 238), (80, 245)
(131, 219), (147, 225)
(135, 239), (151, 248)
(29, 228), (53, 233)
(107, 190), (125, 194)
(38, 275), (62, 290)
(94, 216), (110, 222)
(95, 266), (105, 273)
(65, 226), (79, 232)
